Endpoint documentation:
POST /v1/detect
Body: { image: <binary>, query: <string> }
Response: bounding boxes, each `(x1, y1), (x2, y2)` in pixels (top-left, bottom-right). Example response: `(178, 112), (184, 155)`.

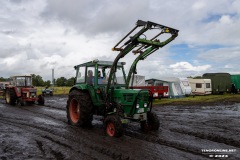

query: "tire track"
(170, 128), (240, 148)
(0, 117), (129, 160)
(124, 128), (208, 159)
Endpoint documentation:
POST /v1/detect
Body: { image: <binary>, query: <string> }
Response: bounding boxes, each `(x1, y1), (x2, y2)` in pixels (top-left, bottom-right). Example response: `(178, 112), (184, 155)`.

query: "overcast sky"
(1, 0), (240, 81)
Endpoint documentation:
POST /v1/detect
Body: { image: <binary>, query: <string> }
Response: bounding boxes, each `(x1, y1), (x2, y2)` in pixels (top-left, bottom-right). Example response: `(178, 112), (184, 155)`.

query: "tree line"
(0, 74), (75, 87)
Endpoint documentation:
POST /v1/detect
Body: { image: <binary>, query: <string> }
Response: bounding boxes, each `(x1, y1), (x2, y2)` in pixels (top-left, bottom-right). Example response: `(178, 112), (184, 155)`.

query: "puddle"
(40, 107), (66, 116)
(33, 117), (60, 126)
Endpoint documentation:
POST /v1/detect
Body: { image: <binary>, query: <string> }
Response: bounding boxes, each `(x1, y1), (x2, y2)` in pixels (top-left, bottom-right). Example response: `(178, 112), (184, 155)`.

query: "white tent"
(159, 77), (185, 98)
(116, 75), (145, 86)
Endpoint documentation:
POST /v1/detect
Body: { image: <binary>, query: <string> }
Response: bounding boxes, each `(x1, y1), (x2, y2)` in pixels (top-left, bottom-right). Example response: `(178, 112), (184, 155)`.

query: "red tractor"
(5, 75), (44, 106)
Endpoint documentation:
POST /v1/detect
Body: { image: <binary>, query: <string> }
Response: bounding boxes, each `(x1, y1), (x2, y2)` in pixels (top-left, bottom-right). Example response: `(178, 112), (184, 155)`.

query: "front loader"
(66, 20), (179, 137)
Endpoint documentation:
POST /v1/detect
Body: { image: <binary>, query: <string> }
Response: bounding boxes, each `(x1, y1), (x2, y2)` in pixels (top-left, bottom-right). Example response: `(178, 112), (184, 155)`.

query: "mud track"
(0, 96), (239, 160)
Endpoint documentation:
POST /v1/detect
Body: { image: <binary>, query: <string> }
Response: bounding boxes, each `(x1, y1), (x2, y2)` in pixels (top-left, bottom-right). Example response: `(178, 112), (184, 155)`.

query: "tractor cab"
(75, 60), (126, 88)
(10, 76), (32, 87)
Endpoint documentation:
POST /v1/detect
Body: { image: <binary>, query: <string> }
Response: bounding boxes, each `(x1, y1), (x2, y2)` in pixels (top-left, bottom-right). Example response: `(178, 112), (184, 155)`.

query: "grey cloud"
(42, 0), (149, 36)
(198, 47), (240, 62)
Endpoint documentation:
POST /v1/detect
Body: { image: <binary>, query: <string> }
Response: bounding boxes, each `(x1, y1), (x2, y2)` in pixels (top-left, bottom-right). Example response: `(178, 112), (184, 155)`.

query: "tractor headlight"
(144, 103), (148, 107)
(136, 104), (140, 108)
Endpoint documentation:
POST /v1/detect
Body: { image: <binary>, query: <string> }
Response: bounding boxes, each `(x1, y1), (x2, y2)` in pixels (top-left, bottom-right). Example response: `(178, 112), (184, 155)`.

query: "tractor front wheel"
(66, 90), (93, 127)
(5, 89), (16, 105)
(141, 112), (160, 131)
(104, 115), (123, 137)
(37, 95), (45, 105)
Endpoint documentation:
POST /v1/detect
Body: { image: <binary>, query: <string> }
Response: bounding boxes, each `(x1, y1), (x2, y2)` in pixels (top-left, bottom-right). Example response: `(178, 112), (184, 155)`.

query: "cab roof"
(74, 60), (125, 69)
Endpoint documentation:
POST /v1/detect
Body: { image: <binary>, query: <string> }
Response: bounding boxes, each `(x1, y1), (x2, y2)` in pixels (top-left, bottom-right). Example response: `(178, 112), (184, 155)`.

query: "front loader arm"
(106, 20), (179, 95)
(126, 32), (178, 88)
(106, 21), (149, 93)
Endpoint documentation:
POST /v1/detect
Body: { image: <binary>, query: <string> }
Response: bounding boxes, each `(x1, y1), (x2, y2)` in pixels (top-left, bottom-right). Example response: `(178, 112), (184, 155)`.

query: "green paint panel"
(231, 75), (240, 89)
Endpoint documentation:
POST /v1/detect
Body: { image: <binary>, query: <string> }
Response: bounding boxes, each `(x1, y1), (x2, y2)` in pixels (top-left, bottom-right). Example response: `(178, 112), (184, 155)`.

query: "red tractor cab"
(5, 75), (44, 106)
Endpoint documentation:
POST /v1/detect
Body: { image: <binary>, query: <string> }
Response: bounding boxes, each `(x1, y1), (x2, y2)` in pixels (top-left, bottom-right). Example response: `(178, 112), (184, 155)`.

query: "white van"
(188, 78), (212, 95)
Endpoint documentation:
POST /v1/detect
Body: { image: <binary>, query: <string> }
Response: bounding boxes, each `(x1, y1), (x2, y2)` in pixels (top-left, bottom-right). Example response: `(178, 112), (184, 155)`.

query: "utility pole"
(52, 68), (54, 87)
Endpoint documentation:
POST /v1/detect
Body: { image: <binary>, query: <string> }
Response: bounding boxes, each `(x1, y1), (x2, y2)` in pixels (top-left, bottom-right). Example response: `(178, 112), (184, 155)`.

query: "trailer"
(131, 78), (169, 99)
(179, 78), (192, 96)
(188, 78), (212, 95)
(202, 73), (231, 94)
(231, 74), (240, 92)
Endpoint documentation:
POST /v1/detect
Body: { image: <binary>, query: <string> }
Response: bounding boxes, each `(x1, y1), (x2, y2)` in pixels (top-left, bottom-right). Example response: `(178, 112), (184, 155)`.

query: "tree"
(44, 80), (51, 87)
(55, 77), (67, 86)
(31, 74), (44, 86)
(0, 77), (6, 82)
(66, 77), (75, 86)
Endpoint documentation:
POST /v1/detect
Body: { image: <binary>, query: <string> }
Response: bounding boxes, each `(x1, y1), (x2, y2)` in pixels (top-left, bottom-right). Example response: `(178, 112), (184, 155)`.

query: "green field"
(153, 94), (240, 105)
(37, 87), (71, 95)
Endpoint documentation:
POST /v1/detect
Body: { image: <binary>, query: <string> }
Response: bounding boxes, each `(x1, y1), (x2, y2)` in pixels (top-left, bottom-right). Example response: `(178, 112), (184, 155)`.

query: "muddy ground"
(0, 95), (239, 160)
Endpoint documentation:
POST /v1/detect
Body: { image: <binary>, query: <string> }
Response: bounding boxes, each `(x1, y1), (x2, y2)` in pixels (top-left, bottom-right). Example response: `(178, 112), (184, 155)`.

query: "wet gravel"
(0, 95), (239, 160)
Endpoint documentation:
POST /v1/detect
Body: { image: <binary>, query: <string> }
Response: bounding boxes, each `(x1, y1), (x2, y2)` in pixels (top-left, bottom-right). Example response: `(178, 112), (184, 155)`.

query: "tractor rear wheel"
(5, 89), (16, 105)
(66, 90), (93, 127)
(104, 115), (123, 137)
(141, 112), (160, 131)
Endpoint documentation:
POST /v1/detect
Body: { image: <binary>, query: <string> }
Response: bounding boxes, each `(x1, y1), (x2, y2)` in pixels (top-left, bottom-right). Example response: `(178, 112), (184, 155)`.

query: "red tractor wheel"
(104, 115), (123, 137)
(106, 122), (116, 137)
(69, 98), (79, 124)
(66, 90), (93, 127)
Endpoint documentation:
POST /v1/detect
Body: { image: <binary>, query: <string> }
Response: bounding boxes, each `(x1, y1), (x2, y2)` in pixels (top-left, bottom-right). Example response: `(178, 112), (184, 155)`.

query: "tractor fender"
(69, 84), (98, 106)
(69, 84), (88, 93)
(6, 87), (21, 97)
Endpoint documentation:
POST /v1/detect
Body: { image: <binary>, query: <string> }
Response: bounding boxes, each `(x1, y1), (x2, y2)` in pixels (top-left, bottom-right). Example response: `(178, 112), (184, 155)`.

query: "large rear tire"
(66, 90), (93, 127)
(104, 115), (123, 137)
(5, 89), (16, 105)
(141, 112), (160, 131)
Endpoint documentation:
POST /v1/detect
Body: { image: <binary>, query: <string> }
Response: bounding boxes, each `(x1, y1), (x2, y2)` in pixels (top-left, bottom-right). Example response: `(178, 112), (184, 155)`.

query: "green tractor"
(66, 20), (179, 137)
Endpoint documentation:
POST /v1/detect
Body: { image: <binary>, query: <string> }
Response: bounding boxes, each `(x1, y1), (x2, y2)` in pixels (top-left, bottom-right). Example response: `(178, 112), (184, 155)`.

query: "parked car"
(42, 88), (53, 96)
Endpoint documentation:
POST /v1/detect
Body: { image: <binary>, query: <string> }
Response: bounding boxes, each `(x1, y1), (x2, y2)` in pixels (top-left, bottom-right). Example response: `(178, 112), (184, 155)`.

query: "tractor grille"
(29, 88), (37, 92)
(139, 92), (149, 101)
(123, 94), (134, 102)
